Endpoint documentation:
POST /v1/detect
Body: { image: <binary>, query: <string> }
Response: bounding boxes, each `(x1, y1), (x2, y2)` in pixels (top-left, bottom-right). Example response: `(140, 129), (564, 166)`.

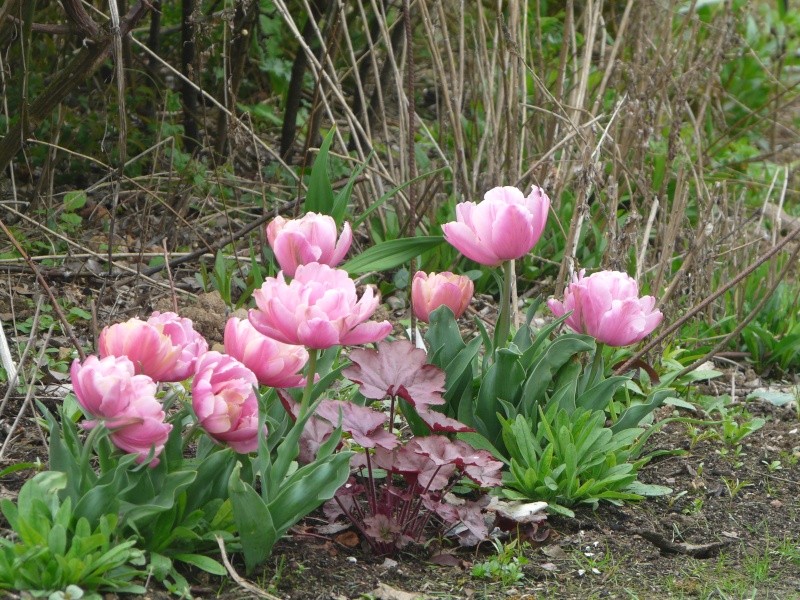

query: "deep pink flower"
(249, 262), (392, 349)
(267, 212), (352, 277)
(411, 271), (474, 323)
(148, 312), (208, 380)
(70, 355), (171, 465)
(442, 185), (550, 266)
(192, 351), (265, 454)
(224, 317), (308, 388)
(547, 270), (663, 346)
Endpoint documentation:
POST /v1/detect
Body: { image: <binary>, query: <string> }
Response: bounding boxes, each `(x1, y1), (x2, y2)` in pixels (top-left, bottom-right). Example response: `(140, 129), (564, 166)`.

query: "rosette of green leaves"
(40, 400), (235, 595)
(0, 471), (144, 596)
(500, 406), (671, 517)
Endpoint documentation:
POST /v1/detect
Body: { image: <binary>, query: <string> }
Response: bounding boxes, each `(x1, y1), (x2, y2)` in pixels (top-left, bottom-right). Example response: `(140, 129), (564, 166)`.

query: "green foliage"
(41, 402), (234, 596)
(0, 472), (145, 596)
(689, 261), (800, 374)
(228, 394), (352, 574)
(500, 407), (669, 517)
(424, 303), (672, 515)
(471, 539), (529, 586)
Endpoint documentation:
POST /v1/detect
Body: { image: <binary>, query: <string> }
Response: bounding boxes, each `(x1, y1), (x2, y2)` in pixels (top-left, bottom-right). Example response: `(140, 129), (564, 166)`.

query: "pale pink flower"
(249, 262), (392, 349)
(224, 317), (309, 388)
(98, 314), (207, 382)
(102, 400), (173, 466)
(70, 355), (172, 465)
(547, 270), (663, 347)
(148, 312), (208, 380)
(192, 351), (265, 454)
(267, 212), (352, 277)
(411, 271), (474, 323)
(98, 319), (181, 382)
(442, 185), (550, 266)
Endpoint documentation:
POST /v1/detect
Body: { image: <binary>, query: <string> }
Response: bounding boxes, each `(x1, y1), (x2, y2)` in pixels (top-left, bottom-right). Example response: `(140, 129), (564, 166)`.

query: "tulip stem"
(299, 348), (318, 419)
(589, 342), (605, 387)
(79, 424), (107, 489)
(495, 260), (514, 348)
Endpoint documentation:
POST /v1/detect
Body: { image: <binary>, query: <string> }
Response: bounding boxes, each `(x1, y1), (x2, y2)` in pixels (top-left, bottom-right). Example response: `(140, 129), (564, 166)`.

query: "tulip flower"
(249, 262), (392, 350)
(192, 351), (265, 454)
(98, 319), (181, 382)
(441, 185), (549, 267)
(547, 270), (663, 347)
(70, 355), (172, 465)
(411, 271), (474, 323)
(147, 312), (209, 380)
(224, 317), (309, 388)
(99, 313), (207, 382)
(267, 212), (353, 277)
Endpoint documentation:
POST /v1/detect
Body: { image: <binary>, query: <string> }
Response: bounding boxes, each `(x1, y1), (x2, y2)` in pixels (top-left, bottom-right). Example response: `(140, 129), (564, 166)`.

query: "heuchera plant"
(279, 340), (509, 556)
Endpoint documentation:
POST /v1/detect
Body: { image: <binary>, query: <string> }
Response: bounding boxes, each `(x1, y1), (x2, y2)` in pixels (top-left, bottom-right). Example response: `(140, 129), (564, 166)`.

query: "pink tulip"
(442, 185), (550, 266)
(99, 314), (207, 382)
(411, 271), (474, 323)
(249, 262), (392, 349)
(224, 317), (309, 388)
(267, 212), (353, 277)
(98, 319), (181, 382)
(148, 312), (208, 380)
(192, 351), (265, 454)
(70, 355), (172, 465)
(103, 399), (173, 466)
(547, 270), (663, 346)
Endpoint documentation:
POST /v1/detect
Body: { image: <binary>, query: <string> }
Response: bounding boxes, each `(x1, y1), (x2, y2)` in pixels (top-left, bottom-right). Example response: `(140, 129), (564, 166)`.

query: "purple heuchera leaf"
(278, 391), (398, 456)
(421, 495), (490, 547)
(372, 446), (455, 491)
(314, 400), (399, 450)
(343, 340), (446, 407)
(410, 436), (504, 487)
(416, 407), (475, 433)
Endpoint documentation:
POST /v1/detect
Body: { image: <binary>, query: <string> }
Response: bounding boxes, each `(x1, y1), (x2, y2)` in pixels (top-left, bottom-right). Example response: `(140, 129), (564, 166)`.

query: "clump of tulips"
(50, 181), (669, 581)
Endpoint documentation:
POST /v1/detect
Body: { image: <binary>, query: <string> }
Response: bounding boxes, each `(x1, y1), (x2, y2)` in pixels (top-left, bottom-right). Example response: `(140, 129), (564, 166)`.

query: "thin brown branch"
(0, 218), (86, 361)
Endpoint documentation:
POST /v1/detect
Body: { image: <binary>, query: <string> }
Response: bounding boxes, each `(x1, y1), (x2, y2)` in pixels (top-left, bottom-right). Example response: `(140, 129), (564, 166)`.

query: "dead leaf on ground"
(371, 582), (430, 600)
(334, 530), (360, 548)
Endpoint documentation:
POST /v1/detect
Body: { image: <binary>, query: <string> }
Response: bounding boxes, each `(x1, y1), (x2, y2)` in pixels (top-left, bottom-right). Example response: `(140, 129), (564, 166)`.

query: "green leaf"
(623, 481), (673, 497)
(332, 151), (373, 224)
(228, 462), (276, 574)
(63, 191), (87, 212)
(341, 236), (444, 274)
(306, 128), (336, 215)
(173, 553), (227, 576)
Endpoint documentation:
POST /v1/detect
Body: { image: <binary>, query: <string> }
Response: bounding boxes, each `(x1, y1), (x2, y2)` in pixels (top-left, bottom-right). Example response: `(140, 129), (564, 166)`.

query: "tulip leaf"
(228, 462), (276, 574)
(173, 553), (227, 576)
(305, 128), (336, 217)
(341, 236), (444, 274)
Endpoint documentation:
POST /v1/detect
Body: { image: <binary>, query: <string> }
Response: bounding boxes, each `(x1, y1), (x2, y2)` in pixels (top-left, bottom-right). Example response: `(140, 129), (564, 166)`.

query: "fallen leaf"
(371, 582), (429, 600)
(541, 545), (567, 559)
(429, 552), (462, 567)
(334, 531), (360, 548)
